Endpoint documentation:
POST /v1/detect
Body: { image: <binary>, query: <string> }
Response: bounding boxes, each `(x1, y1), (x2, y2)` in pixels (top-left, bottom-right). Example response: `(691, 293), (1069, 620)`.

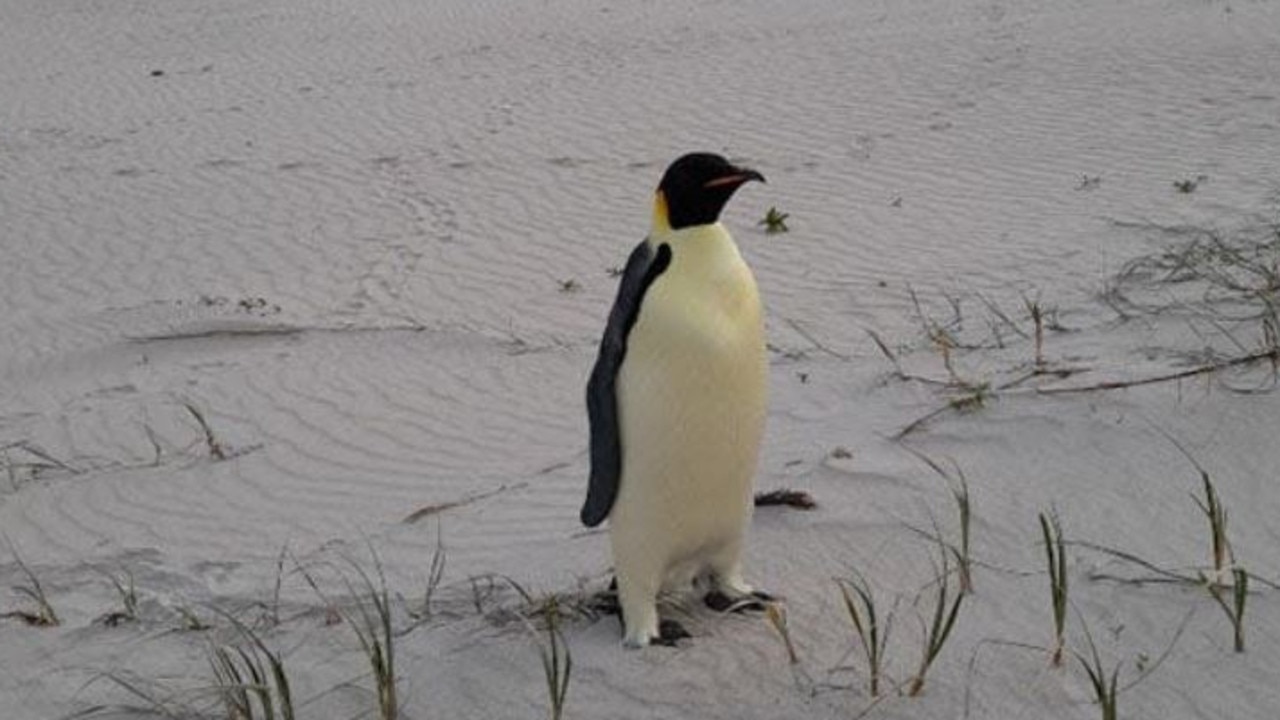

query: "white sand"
(2, 0), (1279, 717)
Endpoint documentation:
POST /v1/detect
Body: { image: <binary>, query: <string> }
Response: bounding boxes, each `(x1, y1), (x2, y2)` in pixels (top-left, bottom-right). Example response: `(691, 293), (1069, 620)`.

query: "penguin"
(582, 152), (770, 648)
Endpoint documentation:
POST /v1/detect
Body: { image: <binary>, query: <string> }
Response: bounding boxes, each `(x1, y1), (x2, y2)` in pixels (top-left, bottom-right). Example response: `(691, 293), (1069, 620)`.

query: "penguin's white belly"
(611, 229), (767, 585)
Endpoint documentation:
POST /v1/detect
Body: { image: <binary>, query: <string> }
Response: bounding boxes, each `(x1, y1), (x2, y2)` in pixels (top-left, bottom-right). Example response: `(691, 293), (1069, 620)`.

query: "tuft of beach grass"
(529, 596), (572, 720)
(1038, 510), (1069, 667)
(4, 539), (59, 627)
(907, 542), (965, 697)
(1072, 614), (1120, 720)
(206, 610), (296, 720)
(298, 547), (399, 720)
(902, 449), (974, 594)
(837, 572), (891, 698)
(97, 567), (138, 626)
(1191, 470), (1233, 585)
(1205, 567), (1248, 653)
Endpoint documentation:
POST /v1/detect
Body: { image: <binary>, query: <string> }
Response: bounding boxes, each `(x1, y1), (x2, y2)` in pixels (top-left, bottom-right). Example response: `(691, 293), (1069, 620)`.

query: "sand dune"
(3, 0), (1279, 718)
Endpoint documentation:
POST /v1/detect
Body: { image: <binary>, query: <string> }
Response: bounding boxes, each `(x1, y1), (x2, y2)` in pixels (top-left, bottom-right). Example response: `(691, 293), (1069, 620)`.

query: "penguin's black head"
(656, 152), (765, 231)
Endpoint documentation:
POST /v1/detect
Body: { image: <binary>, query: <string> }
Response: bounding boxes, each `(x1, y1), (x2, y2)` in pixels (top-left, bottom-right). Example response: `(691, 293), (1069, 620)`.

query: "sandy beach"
(3, 0), (1279, 717)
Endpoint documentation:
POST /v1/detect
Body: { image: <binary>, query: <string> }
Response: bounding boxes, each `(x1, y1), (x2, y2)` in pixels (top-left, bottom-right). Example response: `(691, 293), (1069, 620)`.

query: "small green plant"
(406, 524), (447, 623)
(1178, 454), (1249, 652)
(940, 464), (973, 594)
(530, 596), (572, 720)
(838, 573), (891, 697)
(1025, 296), (1046, 369)
(1205, 567), (1248, 653)
(758, 206), (790, 234)
(299, 548), (399, 720)
(1173, 175), (1207, 194)
(947, 382), (991, 413)
(99, 568), (139, 626)
(4, 542), (59, 627)
(344, 558), (397, 720)
(1192, 471), (1232, 584)
(907, 544), (965, 696)
(902, 449), (974, 594)
(206, 613), (296, 720)
(1072, 615), (1120, 720)
(1039, 510), (1068, 666)
(208, 644), (264, 719)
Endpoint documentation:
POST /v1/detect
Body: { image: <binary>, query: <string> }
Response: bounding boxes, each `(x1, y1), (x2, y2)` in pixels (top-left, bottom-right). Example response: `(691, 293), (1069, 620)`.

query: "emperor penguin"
(582, 152), (770, 648)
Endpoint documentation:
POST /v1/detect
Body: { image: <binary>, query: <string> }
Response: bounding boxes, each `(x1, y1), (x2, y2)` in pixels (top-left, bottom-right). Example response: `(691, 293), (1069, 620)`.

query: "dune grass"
(1192, 470), (1233, 583)
(297, 548), (399, 720)
(1206, 567), (1248, 653)
(76, 610), (295, 720)
(528, 596), (573, 720)
(1188, 468), (1250, 651)
(97, 567), (138, 626)
(1072, 615), (1120, 720)
(1067, 449), (1258, 653)
(1039, 510), (1068, 667)
(837, 573), (892, 698)
(405, 523), (448, 623)
(4, 540), (59, 627)
(1025, 296), (1046, 369)
(208, 643), (292, 720)
(907, 451), (974, 594)
(1153, 436), (1254, 651)
(340, 559), (398, 720)
(206, 611), (296, 720)
(907, 543), (965, 697)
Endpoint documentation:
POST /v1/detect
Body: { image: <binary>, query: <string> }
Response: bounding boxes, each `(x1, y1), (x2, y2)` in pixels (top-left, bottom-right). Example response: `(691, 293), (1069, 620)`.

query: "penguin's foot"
(704, 589), (775, 613)
(654, 618), (691, 646)
(620, 609), (690, 649)
(589, 578), (621, 617)
(621, 617), (687, 649)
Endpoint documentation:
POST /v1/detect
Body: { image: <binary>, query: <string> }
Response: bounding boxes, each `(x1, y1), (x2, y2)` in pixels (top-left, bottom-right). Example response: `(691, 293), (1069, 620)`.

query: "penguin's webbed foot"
(654, 618), (691, 646)
(704, 589), (774, 614)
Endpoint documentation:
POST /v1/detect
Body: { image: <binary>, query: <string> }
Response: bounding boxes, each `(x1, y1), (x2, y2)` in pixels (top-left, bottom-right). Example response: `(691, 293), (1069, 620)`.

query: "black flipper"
(581, 240), (672, 527)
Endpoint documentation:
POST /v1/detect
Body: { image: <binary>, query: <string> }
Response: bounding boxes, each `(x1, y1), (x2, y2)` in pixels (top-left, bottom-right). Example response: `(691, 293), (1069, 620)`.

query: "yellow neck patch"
(651, 190), (672, 234)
